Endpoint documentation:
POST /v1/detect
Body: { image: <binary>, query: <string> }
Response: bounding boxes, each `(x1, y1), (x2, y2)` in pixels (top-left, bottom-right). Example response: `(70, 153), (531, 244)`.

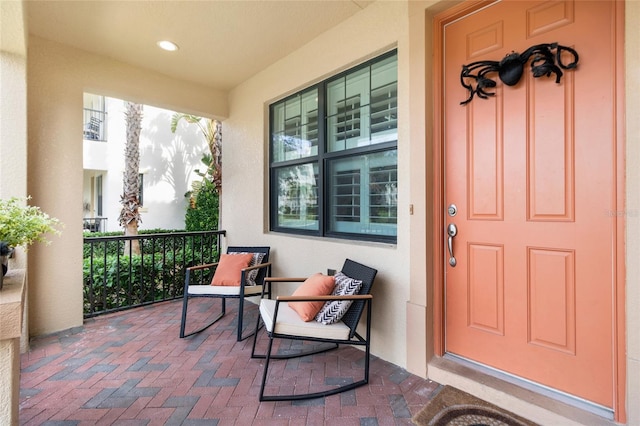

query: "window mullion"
(318, 82), (327, 237)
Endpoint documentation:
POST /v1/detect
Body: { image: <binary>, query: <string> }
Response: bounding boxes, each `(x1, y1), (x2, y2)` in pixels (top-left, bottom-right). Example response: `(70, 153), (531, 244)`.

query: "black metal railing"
(83, 230), (225, 318)
(83, 108), (108, 141)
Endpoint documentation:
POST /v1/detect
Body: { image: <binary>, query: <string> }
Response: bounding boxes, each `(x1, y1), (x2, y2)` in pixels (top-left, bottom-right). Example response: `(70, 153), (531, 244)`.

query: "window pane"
(328, 150), (397, 237)
(326, 78), (346, 151)
(327, 68), (371, 151)
(334, 168), (361, 222)
(370, 54), (397, 144)
(371, 54), (398, 89)
(369, 83), (397, 143)
(96, 175), (103, 216)
(327, 54), (397, 152)
(369, 164), (397, 224)
(275, 163), (319, 231)
(271, 89), (318, 162)
(138, 173), (144, 206)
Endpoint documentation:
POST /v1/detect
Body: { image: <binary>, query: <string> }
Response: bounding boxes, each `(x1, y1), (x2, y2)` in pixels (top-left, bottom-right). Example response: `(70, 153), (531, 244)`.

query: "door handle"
(447, 223), (457, 267)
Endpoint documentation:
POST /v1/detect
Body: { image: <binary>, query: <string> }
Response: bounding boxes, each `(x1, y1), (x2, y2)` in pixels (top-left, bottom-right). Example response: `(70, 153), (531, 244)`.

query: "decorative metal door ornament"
(459, 42), (579, 105)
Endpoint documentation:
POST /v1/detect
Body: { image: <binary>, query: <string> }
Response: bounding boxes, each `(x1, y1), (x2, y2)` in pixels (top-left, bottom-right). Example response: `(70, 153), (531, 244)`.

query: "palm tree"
(119, 102), (143, 255)
(170, 114), (222, 195)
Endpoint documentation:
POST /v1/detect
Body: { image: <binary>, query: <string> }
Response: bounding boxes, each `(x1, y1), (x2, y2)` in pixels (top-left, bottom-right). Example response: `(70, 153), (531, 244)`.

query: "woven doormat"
(412, 385), (540, 426)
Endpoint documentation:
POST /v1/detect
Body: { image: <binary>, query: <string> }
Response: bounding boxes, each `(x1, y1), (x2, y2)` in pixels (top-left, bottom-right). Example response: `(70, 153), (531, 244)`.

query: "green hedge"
(185, 182), (218, 232)
(83, 230), (220, 316)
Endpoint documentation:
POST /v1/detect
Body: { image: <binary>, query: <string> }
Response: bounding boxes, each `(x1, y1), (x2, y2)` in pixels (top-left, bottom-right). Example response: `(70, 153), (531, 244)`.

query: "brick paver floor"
(20, 298), (441, 425)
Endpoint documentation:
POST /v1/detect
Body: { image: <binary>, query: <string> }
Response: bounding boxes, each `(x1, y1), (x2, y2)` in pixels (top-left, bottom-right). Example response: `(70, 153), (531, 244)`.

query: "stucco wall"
(26, 36), (227, 336)
(0, 0), (28, 218)
(0, 4), (28, 422)
(223, 1), (410, 367)
(0, 53), (27, 200)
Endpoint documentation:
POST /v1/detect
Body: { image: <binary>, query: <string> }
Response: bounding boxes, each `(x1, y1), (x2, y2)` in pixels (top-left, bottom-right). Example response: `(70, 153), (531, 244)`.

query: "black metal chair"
(251, 258), (377, 401)
(180, 246), (271, 341)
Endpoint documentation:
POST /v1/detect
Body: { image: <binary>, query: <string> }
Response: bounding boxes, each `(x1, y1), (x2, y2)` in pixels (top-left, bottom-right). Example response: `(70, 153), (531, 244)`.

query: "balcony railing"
(83, 230), (225, 318)
(83, 217), (108, 233)
(83, 108), (107, 141)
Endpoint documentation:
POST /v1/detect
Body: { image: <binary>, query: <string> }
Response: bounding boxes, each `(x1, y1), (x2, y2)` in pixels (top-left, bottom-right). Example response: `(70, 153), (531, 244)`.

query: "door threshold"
(428, 355), (616, 426)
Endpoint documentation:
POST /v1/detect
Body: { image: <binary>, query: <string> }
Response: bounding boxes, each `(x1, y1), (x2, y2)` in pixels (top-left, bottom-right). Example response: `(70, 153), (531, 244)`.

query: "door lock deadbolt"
(447, 204), (457, 217)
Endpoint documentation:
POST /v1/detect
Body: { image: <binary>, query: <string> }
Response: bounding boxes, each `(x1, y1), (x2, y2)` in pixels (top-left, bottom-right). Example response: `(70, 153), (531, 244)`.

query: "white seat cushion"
(260, 299), (351, 340)
(187, 284), (263, 296)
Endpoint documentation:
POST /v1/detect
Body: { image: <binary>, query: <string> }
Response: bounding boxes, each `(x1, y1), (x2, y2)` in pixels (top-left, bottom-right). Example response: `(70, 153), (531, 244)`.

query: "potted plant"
(0, 196), (62, 289)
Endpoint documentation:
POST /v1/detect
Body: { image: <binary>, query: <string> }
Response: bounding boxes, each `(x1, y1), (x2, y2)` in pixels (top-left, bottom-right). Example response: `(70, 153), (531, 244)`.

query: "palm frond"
(170, 113), (202, 133)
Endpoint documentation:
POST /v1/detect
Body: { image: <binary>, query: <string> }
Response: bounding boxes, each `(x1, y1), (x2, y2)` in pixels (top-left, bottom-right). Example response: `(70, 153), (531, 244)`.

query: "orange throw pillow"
(211, 253), (254, 286)
(288, 273), (335, 321)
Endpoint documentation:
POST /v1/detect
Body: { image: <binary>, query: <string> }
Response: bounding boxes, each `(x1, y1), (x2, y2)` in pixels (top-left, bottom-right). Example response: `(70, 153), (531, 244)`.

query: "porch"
(19, 298), (440, 425)
(3, 1), (638, 425)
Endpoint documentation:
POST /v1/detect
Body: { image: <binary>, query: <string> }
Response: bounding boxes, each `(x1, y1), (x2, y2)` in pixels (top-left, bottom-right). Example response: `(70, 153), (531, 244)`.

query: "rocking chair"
(251, 258), (377, 401)
(179, 246), (271, 341)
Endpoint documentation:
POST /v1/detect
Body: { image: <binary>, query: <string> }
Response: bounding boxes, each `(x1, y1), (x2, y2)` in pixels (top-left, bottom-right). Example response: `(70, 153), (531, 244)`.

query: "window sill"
(268, 230), (397, 249)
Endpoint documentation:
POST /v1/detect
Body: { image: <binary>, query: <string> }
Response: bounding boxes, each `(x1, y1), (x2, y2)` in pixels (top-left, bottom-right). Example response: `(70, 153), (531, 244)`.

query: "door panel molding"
(527, 247), (576, 354)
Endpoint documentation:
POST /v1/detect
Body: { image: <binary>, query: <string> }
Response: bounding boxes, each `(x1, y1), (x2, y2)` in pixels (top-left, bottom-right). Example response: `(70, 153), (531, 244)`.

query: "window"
(270, 50), (397, 242)
(83, 93), (108, 141)
(96, 175), (103, 216)
(138, 173), (144, 207)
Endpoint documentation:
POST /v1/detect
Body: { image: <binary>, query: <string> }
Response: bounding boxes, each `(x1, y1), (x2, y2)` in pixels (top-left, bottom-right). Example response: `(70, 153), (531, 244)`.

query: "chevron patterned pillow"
(315, 271), (363, 325)
(243, 252), (266, 286)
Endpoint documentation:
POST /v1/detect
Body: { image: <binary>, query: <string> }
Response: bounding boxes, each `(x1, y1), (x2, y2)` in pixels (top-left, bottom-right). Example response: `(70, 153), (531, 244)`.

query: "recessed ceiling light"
(157, 40), (179, 51)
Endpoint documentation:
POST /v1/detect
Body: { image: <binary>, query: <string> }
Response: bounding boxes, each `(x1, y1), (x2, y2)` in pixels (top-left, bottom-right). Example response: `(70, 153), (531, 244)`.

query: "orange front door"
(443, 0), (619, 408)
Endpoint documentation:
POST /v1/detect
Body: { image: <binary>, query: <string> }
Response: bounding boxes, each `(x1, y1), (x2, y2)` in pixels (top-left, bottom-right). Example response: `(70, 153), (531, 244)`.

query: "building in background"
(82, 94), (208, 232)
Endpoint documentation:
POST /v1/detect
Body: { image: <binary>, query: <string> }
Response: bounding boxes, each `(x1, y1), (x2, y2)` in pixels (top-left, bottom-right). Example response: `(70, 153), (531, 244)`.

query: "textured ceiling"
(26, 0), (373, 91)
